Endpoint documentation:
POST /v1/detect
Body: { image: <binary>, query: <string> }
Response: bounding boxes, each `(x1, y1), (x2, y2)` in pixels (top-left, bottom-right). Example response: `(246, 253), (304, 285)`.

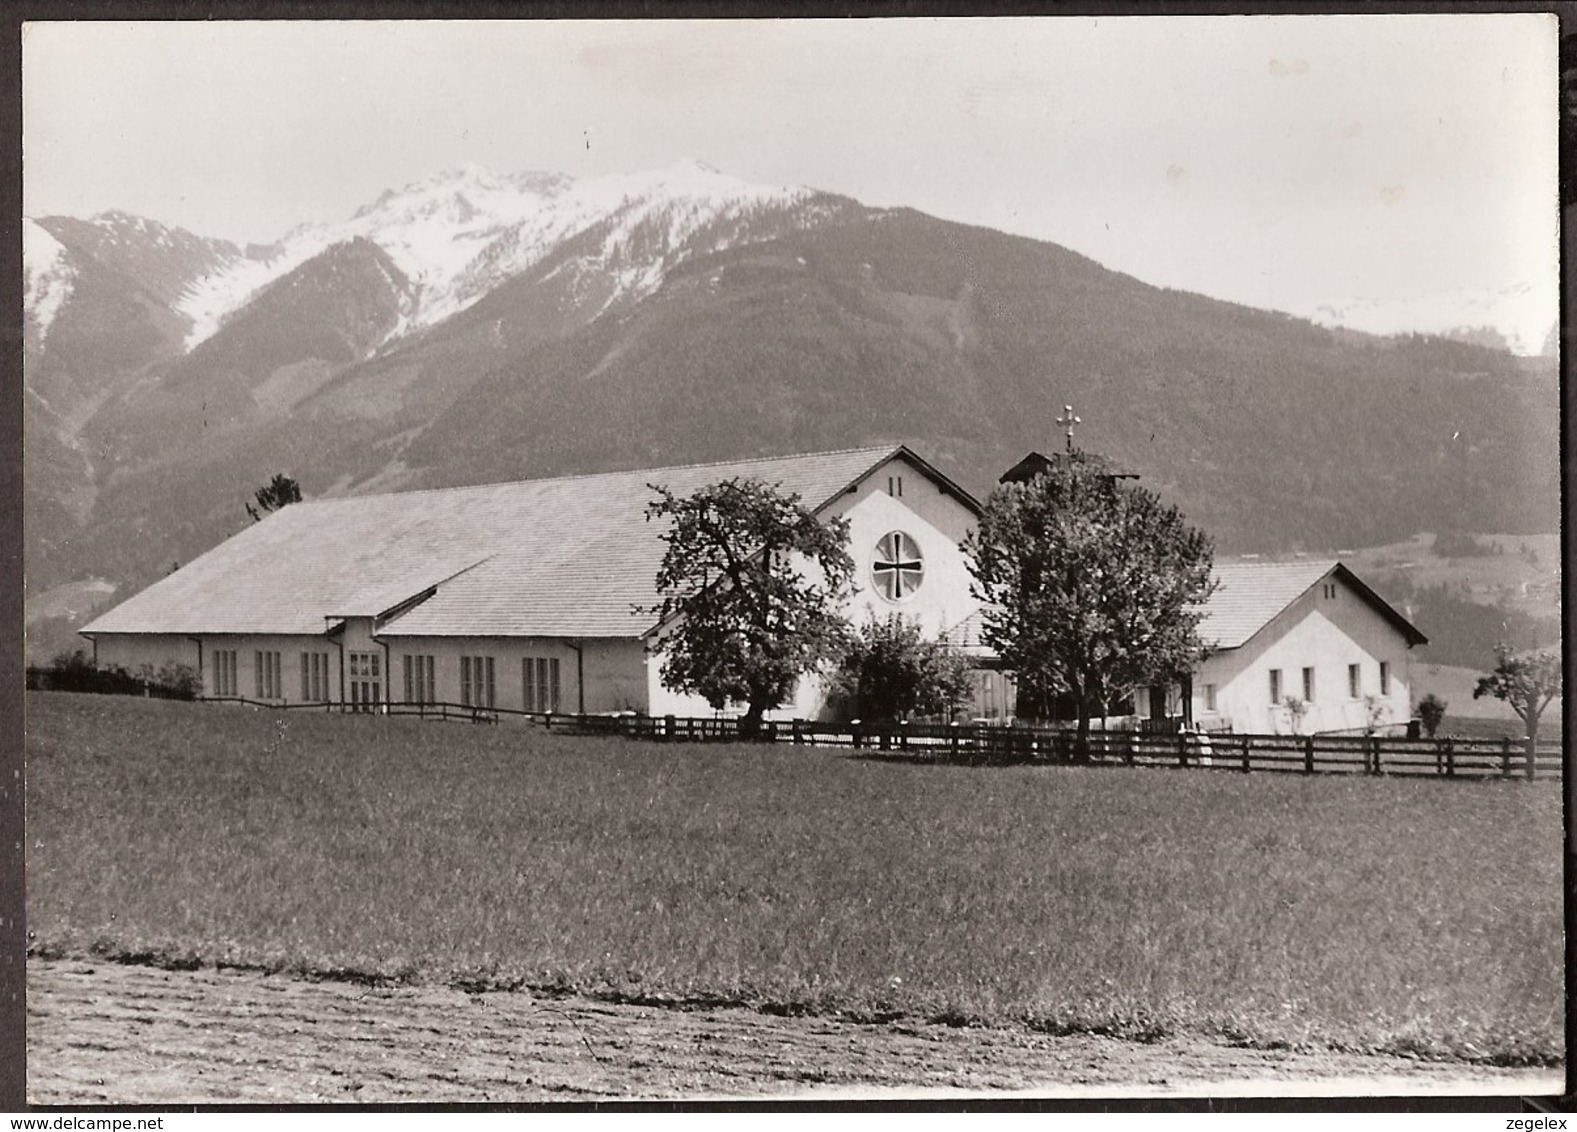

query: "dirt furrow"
(26, 959), (1564, 1103)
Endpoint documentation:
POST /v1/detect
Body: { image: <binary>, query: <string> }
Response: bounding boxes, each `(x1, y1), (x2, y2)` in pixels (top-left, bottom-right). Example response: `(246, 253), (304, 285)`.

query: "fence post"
(1304, 734), (1314, 775)
(793, 719), (803, 746)
(1241, 734), (1251, 773)
(1525, 736), (1536, 781)
(1444, 738), (1454, 778)
(1177, 732), (1188, 769)
(1500, 737), (1512, 779)
(1370, 736), (1382, 776)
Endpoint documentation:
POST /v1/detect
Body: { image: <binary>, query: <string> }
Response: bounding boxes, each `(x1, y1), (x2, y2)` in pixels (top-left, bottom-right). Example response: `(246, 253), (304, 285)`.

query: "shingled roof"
(943, 559), (1426, 657)
(83, 446), (951, 639)
(1199, 560), (1426, 650)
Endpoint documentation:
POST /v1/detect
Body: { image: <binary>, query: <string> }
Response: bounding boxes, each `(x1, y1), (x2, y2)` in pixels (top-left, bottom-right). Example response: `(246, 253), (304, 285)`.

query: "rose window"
(872, 530), (924, 602)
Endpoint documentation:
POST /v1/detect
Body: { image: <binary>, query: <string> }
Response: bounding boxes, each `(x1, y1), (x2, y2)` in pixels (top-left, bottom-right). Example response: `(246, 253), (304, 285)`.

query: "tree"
(246, 473), (303, 522)
(964, 450), (1217, 758)
(1416, 692), (1448, 738)
(645, 478), (855, 737)
(1279, 695), (1310, 734)
(1474, 644), (1562, 755)
(828, 614), (975, 724)
(1363, 694), (1391, 736)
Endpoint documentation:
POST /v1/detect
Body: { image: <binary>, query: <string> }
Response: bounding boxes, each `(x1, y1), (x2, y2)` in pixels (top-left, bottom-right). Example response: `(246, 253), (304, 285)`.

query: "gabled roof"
(998, 450), (1139, 485)
(940, 608), (988, 650)
(946, 559), (1427, 659)
(82, 445), (961, 639)
(1198, 560), (1427, 650)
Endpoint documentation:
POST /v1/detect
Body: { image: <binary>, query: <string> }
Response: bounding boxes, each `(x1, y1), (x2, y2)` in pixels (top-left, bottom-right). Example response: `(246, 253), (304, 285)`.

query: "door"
(349, 652), (381, 712)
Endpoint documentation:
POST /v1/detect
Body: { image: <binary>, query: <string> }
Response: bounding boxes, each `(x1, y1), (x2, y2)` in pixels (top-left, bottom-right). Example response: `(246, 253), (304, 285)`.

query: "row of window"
(1268, 662), (1390, 705)
(211, 649), (562, 712)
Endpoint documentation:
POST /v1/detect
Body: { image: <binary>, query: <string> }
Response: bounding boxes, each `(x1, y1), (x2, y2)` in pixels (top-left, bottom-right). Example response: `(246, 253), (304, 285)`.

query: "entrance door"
(348, 652), (381, 712)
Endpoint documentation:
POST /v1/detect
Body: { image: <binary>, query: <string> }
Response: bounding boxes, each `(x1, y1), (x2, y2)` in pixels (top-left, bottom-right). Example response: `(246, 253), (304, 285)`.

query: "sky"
(21, 15), (1559, 332)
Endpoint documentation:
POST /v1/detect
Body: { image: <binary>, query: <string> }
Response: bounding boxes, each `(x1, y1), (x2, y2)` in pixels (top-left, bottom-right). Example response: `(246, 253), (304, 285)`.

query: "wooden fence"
(197, 696), (1562, 781)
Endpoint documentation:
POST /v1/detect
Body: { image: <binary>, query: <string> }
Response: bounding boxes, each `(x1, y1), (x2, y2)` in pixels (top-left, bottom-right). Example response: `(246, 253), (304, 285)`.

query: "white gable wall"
(1194, 574), (1416, 735)
(647, 453), (983, 721)
(821, 453), (979, 640)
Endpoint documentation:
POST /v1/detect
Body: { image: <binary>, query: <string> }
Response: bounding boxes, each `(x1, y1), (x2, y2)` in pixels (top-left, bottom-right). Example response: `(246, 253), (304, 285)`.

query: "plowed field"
(27, 960), (1562, 1103)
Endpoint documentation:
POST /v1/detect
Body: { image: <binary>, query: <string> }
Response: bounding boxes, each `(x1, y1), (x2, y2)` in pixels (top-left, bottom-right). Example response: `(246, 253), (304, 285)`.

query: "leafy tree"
(246, 473), (303, 522)
(1416, 692), (1448, 738)
(1474, 644), (1562, 753)
(965, 450), (1217, 758)
(646, 478), (855, 737)
(828, 614), (975, 724)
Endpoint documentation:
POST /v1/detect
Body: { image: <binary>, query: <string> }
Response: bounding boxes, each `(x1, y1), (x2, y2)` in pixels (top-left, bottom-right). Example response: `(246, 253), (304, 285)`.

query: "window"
(254, 650), (282, 700)
(523, 657), (561, 714)
(1302, 666), (1315, 703)
(872, 530), (924, 602)
(1203, 683), (1217, 712)
(1268, 668), (1282, 704)
(461, 655), (495, 708)
(887, 474), (903, 498)
(212, 650), (238, 697)
(1323, 582), (1338, 599)
(1348, 663), (1361, 699)
(403, 655), (436, 705)
(1379, 661), (1391, 697)
(300, 652), (330, 701)
(349, 651), (381, 711)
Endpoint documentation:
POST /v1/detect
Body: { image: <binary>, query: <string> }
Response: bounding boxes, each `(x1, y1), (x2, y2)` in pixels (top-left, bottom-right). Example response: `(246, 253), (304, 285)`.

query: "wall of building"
(577, 639), (650, 714)
(89, 634), (203, 679)
(187, 633), (337, 702)
(1193, 575), (1416, 735)
(379, 635), (574, 712)
(370, 634), (649, 715)
(89, 632), (343, 702)
(644, 651), (829, 721)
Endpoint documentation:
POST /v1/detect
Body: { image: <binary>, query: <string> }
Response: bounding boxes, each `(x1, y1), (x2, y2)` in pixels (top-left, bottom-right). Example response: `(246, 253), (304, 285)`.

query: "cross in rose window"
(872, 531), (924, 601)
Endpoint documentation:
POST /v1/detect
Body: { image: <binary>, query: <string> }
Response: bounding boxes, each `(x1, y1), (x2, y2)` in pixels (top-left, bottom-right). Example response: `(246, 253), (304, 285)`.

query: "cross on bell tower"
(1056, 404), (1081, 453)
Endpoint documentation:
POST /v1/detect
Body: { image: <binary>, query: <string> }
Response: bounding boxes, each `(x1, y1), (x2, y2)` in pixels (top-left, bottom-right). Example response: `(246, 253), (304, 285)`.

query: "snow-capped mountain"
(32, 210), (253, 313)
(23, 218), (74, 348)
(1302, 280), (1557, 357)
(173, 159), (850, 352)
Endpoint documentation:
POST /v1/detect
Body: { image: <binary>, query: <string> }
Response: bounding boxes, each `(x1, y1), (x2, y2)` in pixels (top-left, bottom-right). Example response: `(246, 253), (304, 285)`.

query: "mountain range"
(23, 160), (1559, 654)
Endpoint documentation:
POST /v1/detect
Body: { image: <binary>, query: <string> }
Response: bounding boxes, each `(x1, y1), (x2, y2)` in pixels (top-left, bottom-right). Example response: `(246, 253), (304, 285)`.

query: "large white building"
(79, 444), (1426, 734)
(81, 446), (987, 721)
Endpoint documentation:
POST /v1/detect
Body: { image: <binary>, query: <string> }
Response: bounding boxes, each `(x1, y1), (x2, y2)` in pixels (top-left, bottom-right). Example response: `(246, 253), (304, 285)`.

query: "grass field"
(25, 693), (1564, 1066)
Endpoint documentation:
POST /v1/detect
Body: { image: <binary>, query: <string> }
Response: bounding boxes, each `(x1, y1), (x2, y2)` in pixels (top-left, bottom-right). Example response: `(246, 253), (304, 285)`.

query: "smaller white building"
(1188, 560), (1427, 735)
(951, 559), (1427, 736)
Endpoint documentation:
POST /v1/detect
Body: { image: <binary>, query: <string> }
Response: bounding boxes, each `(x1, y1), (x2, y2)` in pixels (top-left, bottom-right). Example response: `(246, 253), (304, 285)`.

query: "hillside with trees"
(24, 199), (1557, 657)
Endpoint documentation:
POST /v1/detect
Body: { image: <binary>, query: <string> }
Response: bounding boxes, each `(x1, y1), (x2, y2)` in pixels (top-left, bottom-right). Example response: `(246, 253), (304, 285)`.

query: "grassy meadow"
(26, 693), (1564, 1065)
